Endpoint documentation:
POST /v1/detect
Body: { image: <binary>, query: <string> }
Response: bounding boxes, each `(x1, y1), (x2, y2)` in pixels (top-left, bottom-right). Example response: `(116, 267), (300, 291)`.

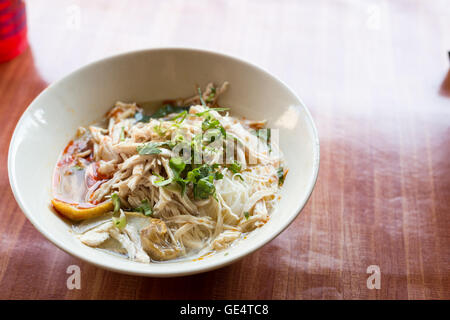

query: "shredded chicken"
(79, 219), (150, 263)
(140, 219), (181, 260)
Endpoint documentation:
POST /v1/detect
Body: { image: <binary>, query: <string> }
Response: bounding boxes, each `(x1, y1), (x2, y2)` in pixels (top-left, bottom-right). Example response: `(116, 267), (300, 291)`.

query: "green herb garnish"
(154, 176), (173, 187)
(112, 211), (126, 229)
(195, 107), (230, 117)
(137, 141), (170, 155)
(151, 104), (190, 119)
(277, 167), (285, 185)
(170, 110), (188, 124)
(111, 193), (120, 213)
(135, 105), (190, 122)
(202, 116), (227, 138)
(168, 157), (188, 194)
(196, 87), (229, 115)
(244, 211), (250, 220)
(135, 111), (151, 123)
(185, 164), (223, 200)
(194, 177), (216, 199)
(134, 199), (153, 216)
(227, 161), (241, 174)
(198, 87), (207, 108)
(202, 116), (220, 131)
(153, 122), (167, 137)
(206, 87), (216, 103)
(120, 126), (125, 141)
(170, 157), (186, 175)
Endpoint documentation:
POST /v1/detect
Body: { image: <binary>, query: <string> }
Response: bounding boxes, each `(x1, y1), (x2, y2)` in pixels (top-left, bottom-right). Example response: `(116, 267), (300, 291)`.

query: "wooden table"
(0, 0), (449, 300)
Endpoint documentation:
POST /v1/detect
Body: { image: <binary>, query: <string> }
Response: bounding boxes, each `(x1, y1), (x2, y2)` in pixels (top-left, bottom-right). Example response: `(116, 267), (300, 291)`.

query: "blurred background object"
(0, 0), (27, 62)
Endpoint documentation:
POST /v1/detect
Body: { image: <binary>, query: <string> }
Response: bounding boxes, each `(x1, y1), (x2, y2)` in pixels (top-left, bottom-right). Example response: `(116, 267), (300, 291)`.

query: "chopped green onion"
(153, 122), (167, 137)
(120, 126), (125, 141)
(196, 88), (229, 115)
(169, 157), (186, 176)
(202, 116), (220, 131)
(112, 210), (127, 229)
(134, 199), (153, 216)
(170, 110), (188, 124)
(198, 87), (207, 108)
(137, 141), (170, 155)
(277, 167), (285, 185)
(201, 115), (227, 139)
(227, 161), (241, 174)
(195, 107), (230, 117)
(206, 87), (216, 103)
(244, 211), (250, 220)
(154, 176), (173, 187)
(111, 193), (120, 213)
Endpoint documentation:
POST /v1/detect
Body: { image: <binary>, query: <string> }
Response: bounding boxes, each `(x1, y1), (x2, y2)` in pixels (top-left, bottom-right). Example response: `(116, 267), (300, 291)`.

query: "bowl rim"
(8, 47), (320, 277)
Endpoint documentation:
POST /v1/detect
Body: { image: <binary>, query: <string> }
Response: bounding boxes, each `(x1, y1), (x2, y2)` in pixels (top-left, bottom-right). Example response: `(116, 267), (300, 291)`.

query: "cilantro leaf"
(194, 177), (216, 199)
(185, 164), (223, 200)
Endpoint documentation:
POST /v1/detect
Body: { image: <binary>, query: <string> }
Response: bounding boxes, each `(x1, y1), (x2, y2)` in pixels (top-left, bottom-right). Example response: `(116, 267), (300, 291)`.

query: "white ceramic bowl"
(8, 48), (319, 277)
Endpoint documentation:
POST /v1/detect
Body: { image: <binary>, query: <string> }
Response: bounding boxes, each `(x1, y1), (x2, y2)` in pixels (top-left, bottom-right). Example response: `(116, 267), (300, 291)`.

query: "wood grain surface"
(0, 0), (449, 299)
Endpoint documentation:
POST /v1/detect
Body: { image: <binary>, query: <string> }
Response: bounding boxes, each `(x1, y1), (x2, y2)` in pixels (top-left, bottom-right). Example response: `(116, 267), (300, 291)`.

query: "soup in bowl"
(8, 48), (319, 276)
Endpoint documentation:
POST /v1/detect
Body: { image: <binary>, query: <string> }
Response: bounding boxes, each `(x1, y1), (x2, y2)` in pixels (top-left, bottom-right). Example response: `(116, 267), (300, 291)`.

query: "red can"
(0, 0), (27, 62)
